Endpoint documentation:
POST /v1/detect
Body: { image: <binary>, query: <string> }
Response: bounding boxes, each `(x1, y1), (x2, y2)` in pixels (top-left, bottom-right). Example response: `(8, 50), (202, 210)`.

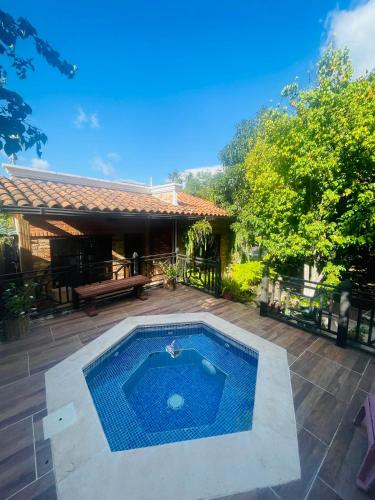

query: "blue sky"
(2, 0), (369, 183)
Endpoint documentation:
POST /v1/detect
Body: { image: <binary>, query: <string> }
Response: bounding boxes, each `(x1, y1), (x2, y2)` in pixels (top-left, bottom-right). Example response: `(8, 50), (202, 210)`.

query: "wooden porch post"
(14, 214), (33, 271)
(172, 219), (178, 254)
(144, 219), (151, 256)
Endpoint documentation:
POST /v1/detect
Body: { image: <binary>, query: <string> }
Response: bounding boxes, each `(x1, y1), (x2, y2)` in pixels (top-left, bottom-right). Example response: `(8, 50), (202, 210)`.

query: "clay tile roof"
(0, 176), (228, 218)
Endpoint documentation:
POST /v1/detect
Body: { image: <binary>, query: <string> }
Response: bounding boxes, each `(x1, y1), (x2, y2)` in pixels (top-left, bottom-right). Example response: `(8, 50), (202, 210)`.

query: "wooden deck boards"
(0, 285), (373, 500)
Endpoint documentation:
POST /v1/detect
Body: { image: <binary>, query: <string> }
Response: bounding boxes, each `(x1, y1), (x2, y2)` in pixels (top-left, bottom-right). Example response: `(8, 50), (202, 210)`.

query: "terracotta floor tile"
(0, 352), (29, 388)
(291, 373), (347, 445)
(0, 372), (46, 430)
(0, 418), (35, 499)
(359, 358), (375, 394)
(319, 389), (373, 500)
(273, 427), (327, 500)
(0, 326), (53, 360)
(0, 286), (373, 499)
(307, 478), (343, 499)
(33, 409), (53, 478)
(8, 470), (57, 500)
(291, 351), (361, 402)
(28, 336), (83, 375)
(308, 337), (370, 374)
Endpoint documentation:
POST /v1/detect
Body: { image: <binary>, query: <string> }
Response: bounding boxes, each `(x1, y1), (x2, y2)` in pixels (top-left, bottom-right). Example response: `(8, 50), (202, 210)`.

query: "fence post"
(336, 280), (352, 348)
(214, 256), (221, 298)
(70, 265), (80, 309)
(132, 252), (139, 276)
(260, 275), (269, 316)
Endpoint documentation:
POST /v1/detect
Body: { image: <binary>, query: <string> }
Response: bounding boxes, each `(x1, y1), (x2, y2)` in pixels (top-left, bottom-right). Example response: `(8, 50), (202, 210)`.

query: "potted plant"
(221, 276), (243, 302)
(221, 278), (234, 300)
(160, 262), (179, 291)
(1, 282), (35, 341)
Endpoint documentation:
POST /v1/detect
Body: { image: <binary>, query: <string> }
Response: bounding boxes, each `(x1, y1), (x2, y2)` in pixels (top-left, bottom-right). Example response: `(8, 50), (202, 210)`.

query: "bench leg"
(135, 286), (147, 301)
(85, 297), (98, 316)
(356, 445), (375, 492)
(72, 290), (80, 310)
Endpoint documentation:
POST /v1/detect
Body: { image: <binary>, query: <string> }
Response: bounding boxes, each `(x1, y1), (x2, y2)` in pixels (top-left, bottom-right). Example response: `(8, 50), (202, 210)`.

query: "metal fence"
(0, 252), (221, 318)
(260, 275), (375, 353)
(177, 254), (221, 297)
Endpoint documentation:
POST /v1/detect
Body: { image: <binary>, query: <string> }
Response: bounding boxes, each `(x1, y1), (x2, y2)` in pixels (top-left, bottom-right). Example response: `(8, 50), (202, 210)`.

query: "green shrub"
(221, 260), (264, 302)
(231, 261), (264, 294)
(221, 276), (244, 302)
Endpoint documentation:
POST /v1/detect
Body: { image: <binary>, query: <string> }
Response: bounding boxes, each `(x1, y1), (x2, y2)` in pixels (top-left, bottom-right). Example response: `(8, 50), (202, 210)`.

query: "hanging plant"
(185, 219), (213, 257)
(0, 211), (16, 247)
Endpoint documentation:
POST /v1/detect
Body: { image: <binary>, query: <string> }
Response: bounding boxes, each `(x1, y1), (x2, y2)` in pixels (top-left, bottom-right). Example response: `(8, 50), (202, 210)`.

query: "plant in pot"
(160, 262), (179, 290)
(221, 276), (243, 302)
(1, 282), (35, 341)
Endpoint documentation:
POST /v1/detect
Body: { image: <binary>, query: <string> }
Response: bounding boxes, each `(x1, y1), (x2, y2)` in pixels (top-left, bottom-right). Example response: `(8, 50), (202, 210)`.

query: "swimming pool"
(44, 313), (299, 499)
(84, 322), (258, 451)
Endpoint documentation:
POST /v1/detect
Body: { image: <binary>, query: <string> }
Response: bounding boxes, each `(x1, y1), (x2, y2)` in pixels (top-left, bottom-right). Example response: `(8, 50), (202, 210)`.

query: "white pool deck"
(43, 313), (301, 500)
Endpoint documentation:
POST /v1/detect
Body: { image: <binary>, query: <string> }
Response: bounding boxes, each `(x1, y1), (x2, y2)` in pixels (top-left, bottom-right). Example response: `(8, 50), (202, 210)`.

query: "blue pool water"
(84, 322), (258, 451)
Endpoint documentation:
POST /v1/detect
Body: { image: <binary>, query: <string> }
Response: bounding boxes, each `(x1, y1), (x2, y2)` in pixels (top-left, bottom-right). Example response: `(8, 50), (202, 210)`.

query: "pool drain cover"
(167, 393), (184, 410)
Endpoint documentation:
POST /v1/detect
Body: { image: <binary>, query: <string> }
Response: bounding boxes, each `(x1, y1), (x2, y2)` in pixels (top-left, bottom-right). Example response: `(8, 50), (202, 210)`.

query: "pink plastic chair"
(354, 394), (375, 492)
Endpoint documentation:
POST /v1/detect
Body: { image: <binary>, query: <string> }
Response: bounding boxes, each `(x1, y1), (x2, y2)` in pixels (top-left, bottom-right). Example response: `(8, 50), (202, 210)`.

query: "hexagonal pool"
(84, 322), (258, 451)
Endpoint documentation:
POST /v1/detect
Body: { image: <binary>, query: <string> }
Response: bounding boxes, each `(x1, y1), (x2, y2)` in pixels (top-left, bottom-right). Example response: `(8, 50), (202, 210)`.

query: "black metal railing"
(139, 252), (175, 283)
(0, 252), (221, 318)
(177, 254), (221, 297)
(260, 275), (375, 353)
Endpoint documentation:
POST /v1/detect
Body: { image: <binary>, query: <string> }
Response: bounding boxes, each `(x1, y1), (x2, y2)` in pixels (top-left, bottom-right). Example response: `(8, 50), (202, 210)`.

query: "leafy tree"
(167, 169), (183, 184)
(0, 9), (77, 159)
(234, 45), (375, 279)
(220, 119), (256, 167)
(184, 172), (213, 198)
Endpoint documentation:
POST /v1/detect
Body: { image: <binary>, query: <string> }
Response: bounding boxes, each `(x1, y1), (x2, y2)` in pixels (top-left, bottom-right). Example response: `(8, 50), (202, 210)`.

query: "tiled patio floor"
(0, 286), (374, 500)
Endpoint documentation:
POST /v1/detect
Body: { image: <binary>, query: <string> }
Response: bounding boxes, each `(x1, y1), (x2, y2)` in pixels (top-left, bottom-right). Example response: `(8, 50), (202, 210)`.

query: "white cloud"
(107, 152), (121, 162)
(30, 158), (50, 170)
(183, 165), (223, 177)
(90, 113), (100, 129)
(74, 106), (100, 129)
(325, 0), (375, 77)
(74, 106), (87, 128)
(91, 152), (120, 177)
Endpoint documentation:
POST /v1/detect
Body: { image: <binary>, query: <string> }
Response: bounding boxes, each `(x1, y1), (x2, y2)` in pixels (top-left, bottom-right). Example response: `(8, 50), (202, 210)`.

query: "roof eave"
(1, 206), (228, 220)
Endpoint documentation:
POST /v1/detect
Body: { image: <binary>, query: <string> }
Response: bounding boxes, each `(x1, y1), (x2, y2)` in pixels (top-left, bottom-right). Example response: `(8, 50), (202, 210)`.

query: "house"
(0, 165), (230, 277)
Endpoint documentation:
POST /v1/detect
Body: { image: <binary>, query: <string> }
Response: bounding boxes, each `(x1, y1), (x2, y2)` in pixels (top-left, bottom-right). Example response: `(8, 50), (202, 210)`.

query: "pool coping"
(44, 313), (300, 499)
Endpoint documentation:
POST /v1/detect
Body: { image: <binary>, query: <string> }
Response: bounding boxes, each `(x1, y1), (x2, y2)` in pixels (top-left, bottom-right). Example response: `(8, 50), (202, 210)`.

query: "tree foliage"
(234, 45), (375, 277)
(0, 9), (76, 159)
(220, 118), (256, 167)
(167, 169), (183, 184)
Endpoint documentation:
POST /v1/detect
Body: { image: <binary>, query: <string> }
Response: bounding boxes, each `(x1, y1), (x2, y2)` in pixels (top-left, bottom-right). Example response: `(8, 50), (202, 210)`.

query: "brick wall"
(31, 237), (51, 270)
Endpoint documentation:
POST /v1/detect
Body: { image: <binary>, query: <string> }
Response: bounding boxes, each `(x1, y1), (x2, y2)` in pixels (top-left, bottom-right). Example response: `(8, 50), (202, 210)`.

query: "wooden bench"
(354, 393), (375, 492)
(73, 275), (150, 316)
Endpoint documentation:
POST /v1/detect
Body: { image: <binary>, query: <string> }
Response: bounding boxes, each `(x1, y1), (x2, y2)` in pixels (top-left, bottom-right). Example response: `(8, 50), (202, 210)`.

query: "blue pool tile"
(84, 322), (258, 451)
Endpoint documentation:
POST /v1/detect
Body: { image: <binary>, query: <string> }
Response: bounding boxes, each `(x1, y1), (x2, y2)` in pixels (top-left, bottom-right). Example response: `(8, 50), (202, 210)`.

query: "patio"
(0, 285), (374, 500)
